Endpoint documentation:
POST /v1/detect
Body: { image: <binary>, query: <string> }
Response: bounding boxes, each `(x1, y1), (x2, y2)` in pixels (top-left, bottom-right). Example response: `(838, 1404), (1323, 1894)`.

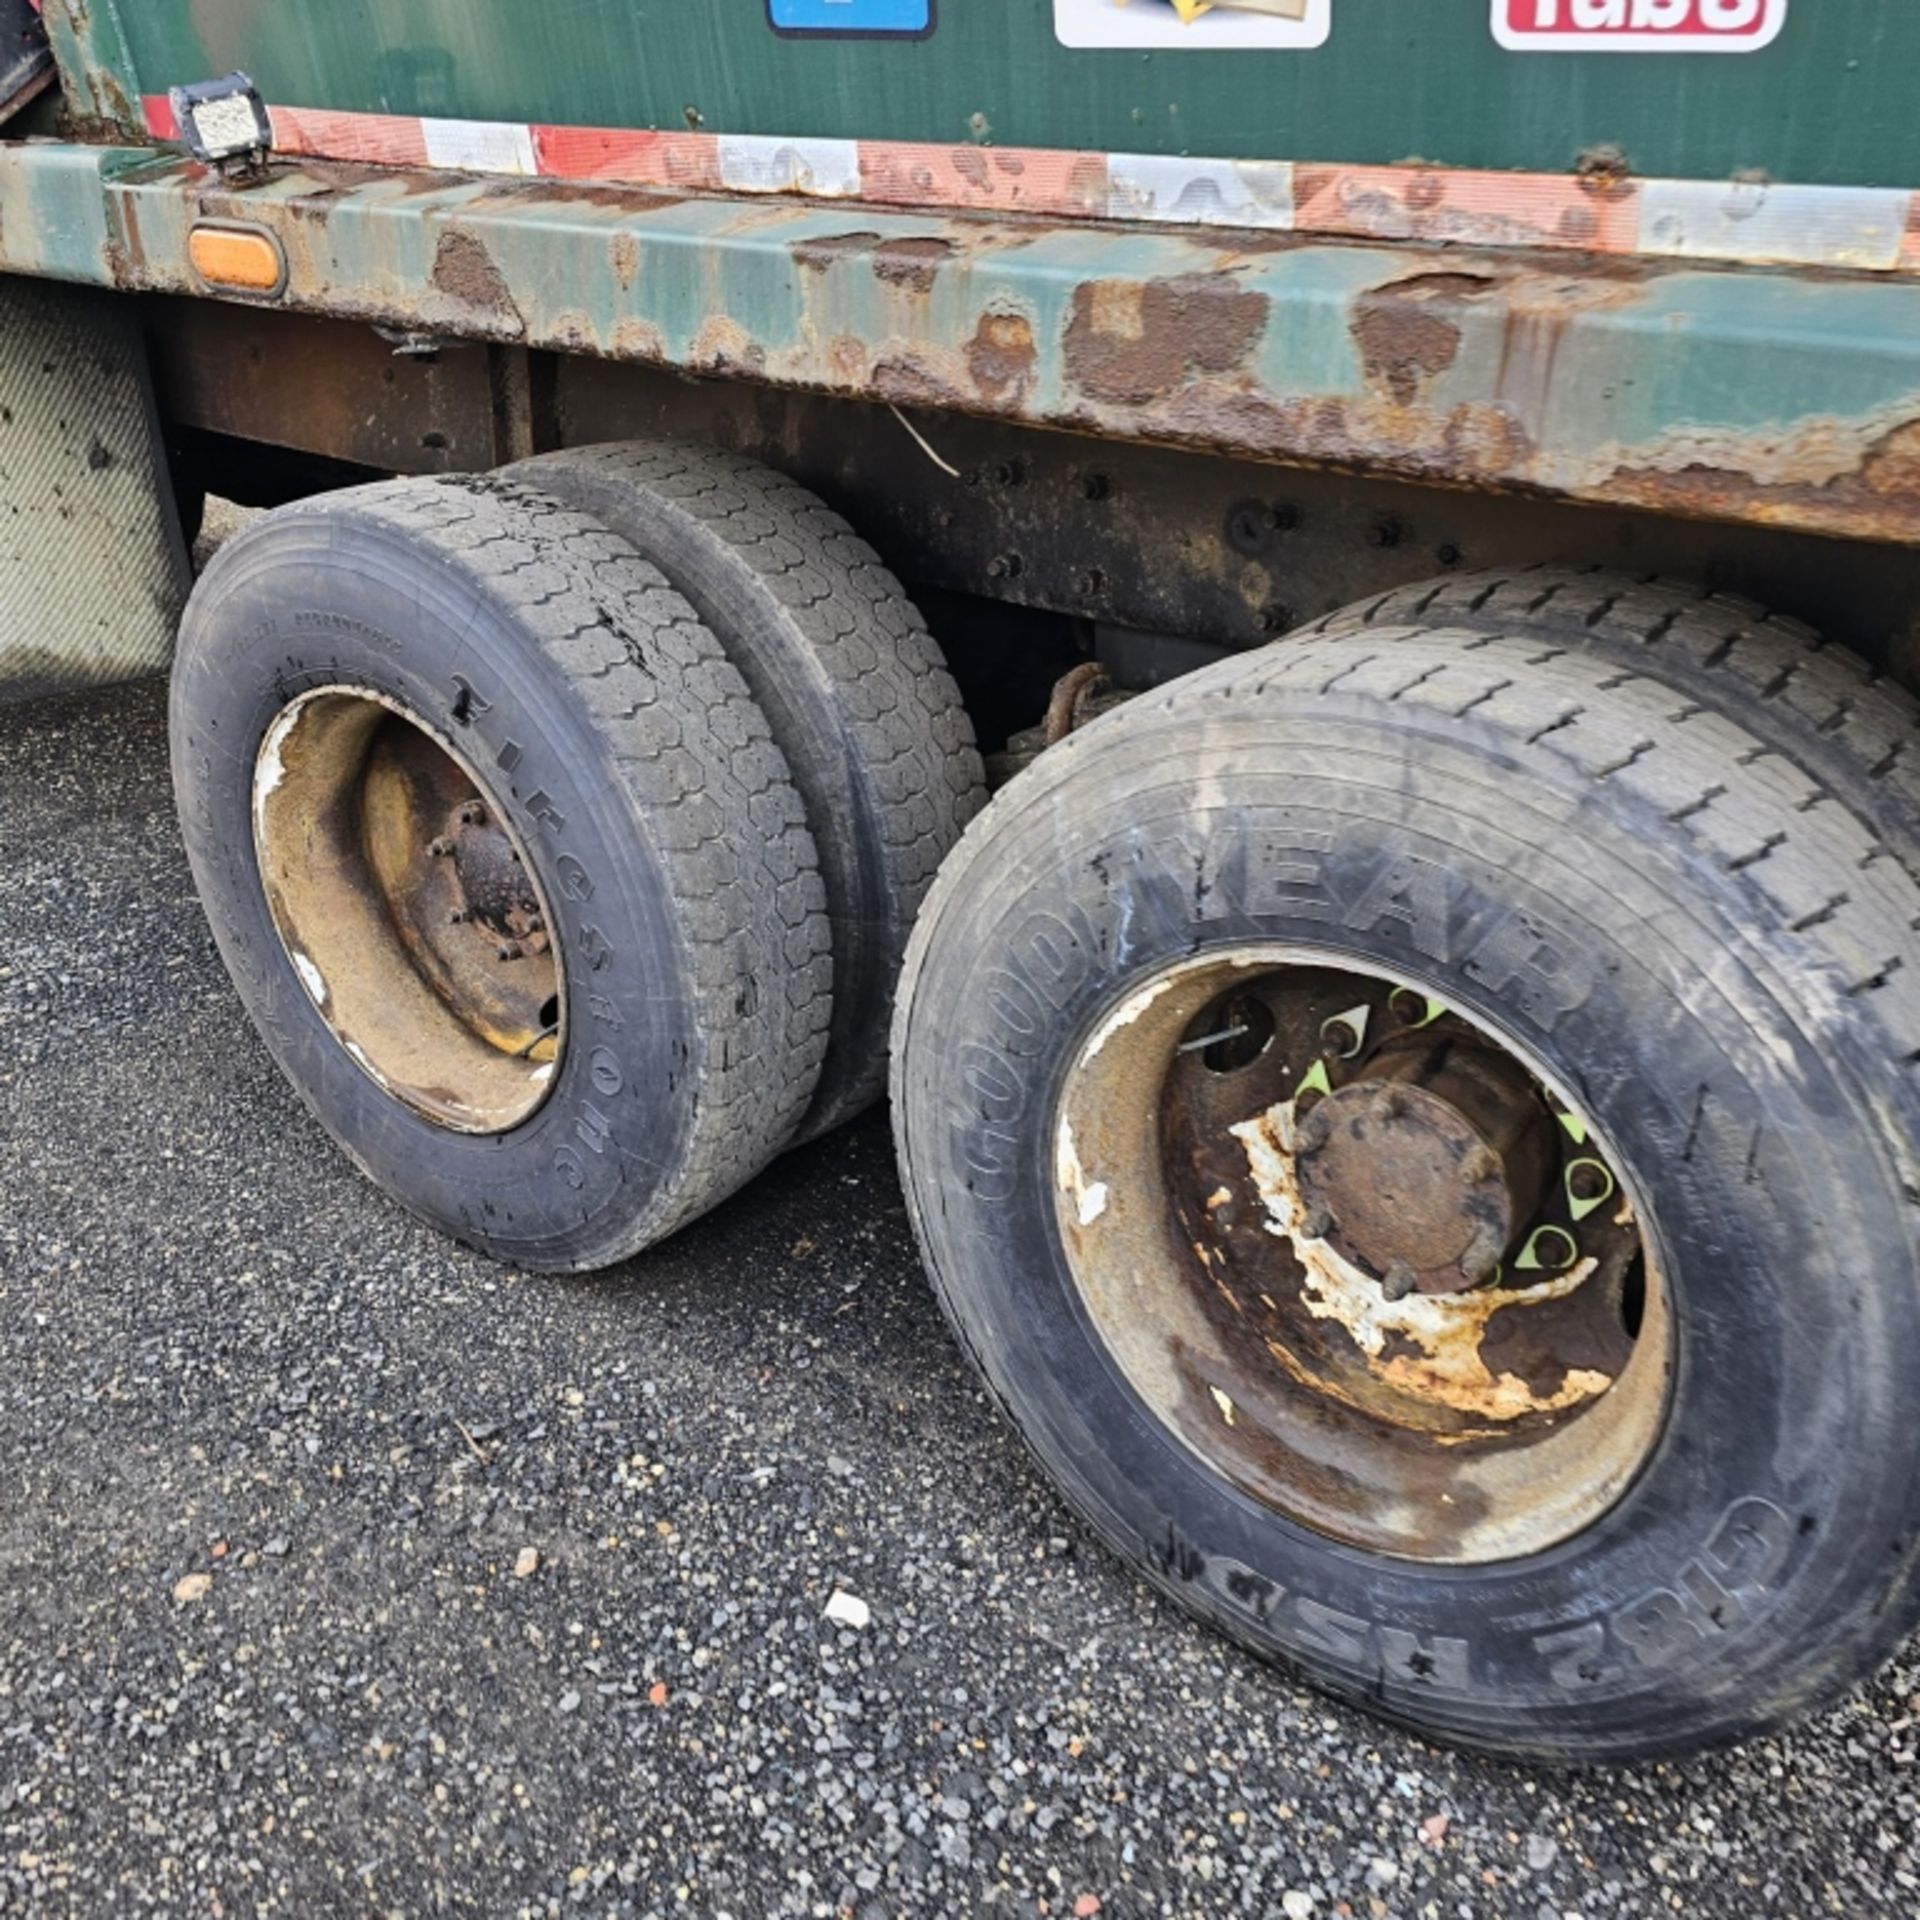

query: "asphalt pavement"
(1, 672), (1916, 1920)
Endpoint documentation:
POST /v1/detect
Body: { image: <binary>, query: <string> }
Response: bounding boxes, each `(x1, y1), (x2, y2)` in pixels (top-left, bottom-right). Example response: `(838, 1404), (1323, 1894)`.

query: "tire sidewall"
(897, 705), (1920, 1757)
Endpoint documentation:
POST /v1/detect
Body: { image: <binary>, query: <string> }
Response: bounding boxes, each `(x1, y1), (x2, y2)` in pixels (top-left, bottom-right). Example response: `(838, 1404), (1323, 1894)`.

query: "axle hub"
(444, 803), (547, 951)
(1294, 1037), (1555, 1297)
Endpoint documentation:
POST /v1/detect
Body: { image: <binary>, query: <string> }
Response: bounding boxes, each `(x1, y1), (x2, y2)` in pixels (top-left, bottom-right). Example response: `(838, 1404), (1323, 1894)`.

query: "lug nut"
(458, 802), (486, 826)
(1298, 1203), (1333, 1241)
(1382, 1260), (1419, 1303)
(449, 908), (472, 926)
(1460, 1223), (1505, 1287)
(1295, 1106), (1332, 1154)
(430, 837), (456, 858)
(1461, 1145), (1501, 1186)
(496, 942), (524, 962)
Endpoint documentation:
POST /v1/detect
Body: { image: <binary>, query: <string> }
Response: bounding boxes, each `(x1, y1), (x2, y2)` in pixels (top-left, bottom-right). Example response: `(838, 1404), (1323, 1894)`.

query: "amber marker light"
(188, 223), (287, 296)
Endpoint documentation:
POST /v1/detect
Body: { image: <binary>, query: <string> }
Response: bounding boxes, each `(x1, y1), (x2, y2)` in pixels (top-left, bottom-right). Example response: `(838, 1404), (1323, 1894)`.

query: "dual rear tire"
(172, 453), (981, 1270)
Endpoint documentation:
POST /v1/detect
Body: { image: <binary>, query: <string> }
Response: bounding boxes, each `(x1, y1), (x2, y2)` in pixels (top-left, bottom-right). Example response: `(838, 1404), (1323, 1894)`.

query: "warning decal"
(1056, 0), (1331, 52)
(1494, 0), (1786, 53)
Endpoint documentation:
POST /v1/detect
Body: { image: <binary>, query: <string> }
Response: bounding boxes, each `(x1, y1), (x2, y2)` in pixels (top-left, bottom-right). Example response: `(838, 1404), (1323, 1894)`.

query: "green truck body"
(7, 2), (1920, 579)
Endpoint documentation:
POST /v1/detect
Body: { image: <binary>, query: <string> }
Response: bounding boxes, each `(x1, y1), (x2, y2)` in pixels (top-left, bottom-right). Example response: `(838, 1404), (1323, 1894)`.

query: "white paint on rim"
(1055, 1117), (1110, 1227)
(1230, 1097), (1614, 1423)
(343, 1039), (396, 1097)
(290, 951), (328, 1009)
(1083, 976), (1177, 1061)
(252, 701), (299, 839)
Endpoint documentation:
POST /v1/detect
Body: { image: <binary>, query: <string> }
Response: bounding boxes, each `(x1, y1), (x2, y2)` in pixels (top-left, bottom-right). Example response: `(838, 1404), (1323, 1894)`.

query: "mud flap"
(0, 276), (188, 700)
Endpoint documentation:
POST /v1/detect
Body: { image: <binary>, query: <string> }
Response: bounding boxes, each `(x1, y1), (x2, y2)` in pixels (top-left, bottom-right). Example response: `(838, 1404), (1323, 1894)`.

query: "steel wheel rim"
(1053, 946), (1671, 1566)
(252, 685), (565, 1135)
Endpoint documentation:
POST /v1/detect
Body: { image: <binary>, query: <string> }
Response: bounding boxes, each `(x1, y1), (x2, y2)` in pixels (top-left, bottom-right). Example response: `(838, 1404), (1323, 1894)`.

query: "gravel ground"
(1, 674), (1917, 1920)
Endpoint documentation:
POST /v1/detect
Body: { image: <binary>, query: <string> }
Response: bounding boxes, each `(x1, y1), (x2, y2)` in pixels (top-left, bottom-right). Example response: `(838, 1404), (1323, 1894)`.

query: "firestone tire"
(512, 442), (985, 1139)
(891, 623), (1920, 1762)
(171, 475), (831, 1272)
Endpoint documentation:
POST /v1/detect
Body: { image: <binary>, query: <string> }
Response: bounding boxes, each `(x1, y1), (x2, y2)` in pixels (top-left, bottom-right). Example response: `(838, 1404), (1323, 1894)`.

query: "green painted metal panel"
(100, 1), (1918, 190)
(6, 139), (1918, 545)
(0, 139), (123, 280)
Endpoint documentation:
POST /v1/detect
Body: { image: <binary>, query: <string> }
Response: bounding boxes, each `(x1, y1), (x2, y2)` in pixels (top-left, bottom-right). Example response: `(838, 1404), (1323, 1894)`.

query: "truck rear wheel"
(891, 624), (1920, 1761)
(512, 442), (984, 1138)
(172, 476), (831, 1271)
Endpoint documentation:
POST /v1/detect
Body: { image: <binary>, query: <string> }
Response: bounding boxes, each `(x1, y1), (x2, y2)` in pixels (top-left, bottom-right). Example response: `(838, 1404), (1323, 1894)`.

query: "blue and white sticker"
(769, 0), (935, 35)
(1056, 0), (1330, 50)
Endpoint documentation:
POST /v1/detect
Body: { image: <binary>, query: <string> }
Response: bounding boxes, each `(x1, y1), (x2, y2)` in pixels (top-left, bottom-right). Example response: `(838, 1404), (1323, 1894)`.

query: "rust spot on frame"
(1063, 274), (1269, 407)
(431, 228), (523, 333)
(791, 229), (883, 273)
(1607, 415), (1920, 543)
(872, 234), (956, 293)
(967, 310), (1038, 405)
(1351, 272), (1493, 408)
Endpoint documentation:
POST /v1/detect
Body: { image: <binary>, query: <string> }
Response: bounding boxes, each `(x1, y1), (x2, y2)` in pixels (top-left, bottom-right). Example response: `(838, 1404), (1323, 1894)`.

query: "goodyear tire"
(512, 442), (984, 1138)
(892, 623), (1920, 1761)
(172, 476), (831, 1272)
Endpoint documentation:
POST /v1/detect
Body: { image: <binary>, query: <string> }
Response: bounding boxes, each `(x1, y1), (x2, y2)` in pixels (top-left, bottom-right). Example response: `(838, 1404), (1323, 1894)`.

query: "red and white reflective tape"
(140, 96), (1920, 278)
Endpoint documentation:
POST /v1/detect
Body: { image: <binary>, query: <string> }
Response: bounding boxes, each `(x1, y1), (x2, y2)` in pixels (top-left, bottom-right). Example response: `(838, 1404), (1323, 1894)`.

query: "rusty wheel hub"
(1052, 950), (1670, 1564)
(441, 802), (550, 960)
(253, 686), (565, 1134)
(1294, 1037), (1553, 1300)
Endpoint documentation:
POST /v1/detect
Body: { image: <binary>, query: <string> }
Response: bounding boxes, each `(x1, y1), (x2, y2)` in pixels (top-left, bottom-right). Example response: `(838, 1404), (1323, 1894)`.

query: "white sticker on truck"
(1056, 0), (1331, 51)
(1493, 0), (1787, 53)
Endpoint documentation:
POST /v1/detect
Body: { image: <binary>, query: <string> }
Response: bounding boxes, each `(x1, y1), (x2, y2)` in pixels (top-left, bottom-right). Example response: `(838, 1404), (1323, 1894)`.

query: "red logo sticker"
(1494, 0), (1786, 52)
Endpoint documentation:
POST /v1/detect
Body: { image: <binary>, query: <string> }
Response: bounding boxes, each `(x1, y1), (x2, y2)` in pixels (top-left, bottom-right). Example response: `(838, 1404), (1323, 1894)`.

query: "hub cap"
(1294, 1032), (1555, 1300)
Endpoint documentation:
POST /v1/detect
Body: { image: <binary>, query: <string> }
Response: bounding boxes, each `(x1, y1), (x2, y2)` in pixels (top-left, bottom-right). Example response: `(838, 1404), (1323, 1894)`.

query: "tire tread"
(515, 442), (985, 1135)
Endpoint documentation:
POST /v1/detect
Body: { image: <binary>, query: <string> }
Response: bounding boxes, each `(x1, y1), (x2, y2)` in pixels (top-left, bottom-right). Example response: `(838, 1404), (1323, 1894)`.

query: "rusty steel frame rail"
(6, 140), (1920, 546)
